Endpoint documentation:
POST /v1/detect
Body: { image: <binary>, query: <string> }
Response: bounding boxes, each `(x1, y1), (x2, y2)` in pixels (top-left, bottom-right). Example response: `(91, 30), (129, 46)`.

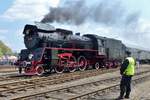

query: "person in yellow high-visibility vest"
(117, 51), (135, 99)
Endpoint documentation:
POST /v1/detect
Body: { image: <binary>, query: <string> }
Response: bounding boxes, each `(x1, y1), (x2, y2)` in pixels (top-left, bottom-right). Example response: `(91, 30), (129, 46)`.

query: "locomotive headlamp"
(28, 54), (33, 60)
(26, 29), (30, 35)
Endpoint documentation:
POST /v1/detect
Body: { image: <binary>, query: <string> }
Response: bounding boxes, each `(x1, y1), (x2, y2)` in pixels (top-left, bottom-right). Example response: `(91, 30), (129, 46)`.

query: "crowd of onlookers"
(0, 55), (17, 65)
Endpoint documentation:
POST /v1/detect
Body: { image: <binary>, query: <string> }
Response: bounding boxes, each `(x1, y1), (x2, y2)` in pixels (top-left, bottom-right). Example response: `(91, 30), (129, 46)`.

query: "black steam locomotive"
(17, 22), (150, 75)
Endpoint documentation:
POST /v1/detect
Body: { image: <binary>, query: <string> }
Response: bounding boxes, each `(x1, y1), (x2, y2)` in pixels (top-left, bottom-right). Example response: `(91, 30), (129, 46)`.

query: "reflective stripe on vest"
(123, 57), (135, 76)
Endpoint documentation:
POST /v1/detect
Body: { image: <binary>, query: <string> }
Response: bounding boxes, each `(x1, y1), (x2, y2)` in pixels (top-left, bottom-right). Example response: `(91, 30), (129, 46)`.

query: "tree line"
(0, 40), (12, 57)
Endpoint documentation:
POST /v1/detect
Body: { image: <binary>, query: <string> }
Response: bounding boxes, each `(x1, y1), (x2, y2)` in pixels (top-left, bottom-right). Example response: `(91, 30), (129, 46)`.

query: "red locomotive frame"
(22, 47), (118, 75)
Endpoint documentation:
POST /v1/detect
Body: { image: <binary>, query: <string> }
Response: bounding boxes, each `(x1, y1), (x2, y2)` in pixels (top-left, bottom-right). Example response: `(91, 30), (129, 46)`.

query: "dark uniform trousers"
(120, 75), (132, 97)
(19, 66), (22, 74)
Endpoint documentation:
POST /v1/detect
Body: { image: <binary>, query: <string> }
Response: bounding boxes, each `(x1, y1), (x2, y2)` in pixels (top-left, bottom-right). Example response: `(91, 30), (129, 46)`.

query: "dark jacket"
(120, 59), (129, 75)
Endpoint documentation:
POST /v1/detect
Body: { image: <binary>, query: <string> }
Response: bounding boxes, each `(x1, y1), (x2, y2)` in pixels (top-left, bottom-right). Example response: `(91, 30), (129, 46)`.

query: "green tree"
(0, 40), (12, 55)
(0, 48), (3, 57)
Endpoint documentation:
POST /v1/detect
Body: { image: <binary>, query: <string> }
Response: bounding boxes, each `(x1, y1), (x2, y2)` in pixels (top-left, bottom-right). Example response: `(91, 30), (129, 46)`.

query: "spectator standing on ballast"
(117, 51), (136, 99)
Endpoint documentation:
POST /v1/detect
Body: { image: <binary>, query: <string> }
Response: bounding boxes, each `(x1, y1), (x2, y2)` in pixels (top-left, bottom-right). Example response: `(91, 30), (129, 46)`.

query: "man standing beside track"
(117, 51), (136, 99)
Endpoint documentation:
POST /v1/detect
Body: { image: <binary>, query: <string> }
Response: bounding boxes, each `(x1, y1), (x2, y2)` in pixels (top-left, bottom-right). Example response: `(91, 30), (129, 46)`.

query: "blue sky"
(123, 0), (150, 19)
(0, 0), (150, 52)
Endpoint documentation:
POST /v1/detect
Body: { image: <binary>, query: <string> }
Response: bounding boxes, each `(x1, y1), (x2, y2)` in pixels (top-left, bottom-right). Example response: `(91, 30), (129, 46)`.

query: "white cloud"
(123, 18), (150, 50)
(0, 29), (8, 34)
(2, 0), (60, 21)
(138, 18), (150, 33)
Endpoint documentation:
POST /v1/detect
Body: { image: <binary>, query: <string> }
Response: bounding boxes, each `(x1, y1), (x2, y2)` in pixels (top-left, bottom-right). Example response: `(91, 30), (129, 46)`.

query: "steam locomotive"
(17, 22), (150, 75)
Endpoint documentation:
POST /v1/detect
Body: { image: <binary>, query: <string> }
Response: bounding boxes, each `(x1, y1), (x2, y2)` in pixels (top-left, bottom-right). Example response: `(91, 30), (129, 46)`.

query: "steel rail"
(0, 69), (118, 96)
(11, 69), (150, 100)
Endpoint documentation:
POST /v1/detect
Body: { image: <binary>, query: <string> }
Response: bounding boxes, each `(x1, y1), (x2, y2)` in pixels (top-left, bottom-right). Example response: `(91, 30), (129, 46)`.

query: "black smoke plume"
(41, 0), (140, 27)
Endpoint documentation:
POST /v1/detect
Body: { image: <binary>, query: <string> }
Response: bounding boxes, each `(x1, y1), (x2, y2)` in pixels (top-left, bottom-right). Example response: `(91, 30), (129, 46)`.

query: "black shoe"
(116, 96), (124, 100)
(124, 95), (129, 99)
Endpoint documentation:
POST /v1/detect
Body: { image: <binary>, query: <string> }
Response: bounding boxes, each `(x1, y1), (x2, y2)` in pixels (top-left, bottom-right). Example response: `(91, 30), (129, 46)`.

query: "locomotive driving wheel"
(68, 56), (76, 72)
(78, 56), (87, 71)
(36, 65), (44, 76)
(24, 67), (30, 73)
(55, 58), (65, 73)
(55, 65), (64, 73)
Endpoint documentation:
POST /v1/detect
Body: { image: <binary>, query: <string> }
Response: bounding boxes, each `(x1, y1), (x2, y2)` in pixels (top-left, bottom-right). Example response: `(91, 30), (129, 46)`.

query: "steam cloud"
(41, 0), (140, 27)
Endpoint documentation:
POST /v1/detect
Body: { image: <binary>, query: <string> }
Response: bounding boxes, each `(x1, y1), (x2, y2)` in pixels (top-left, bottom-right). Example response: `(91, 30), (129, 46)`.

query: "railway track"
(69, 74), (150, 100)
(0, 68), (118, 98)
(0, 66), (17, 73)
(0, 73), (39, 82)
(9, 69), (150, 100)
(0, 68), (113, 83)
(0, 65), (148, 82)
(0, 70), (17, 73)
(0, 68), (99, 82)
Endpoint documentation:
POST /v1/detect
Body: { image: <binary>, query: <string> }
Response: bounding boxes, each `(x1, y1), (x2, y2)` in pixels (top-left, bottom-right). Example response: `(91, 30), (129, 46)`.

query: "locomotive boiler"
(17, 22), (126, 75)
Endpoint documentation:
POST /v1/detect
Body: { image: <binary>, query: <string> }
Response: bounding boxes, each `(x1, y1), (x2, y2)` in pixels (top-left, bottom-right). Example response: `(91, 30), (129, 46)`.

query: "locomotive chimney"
(75, 33), (80, 36)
